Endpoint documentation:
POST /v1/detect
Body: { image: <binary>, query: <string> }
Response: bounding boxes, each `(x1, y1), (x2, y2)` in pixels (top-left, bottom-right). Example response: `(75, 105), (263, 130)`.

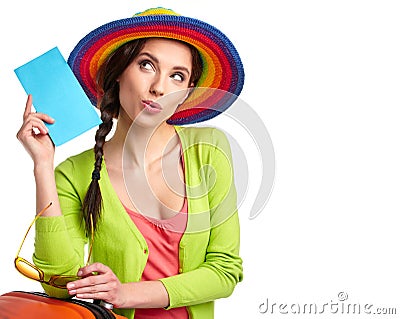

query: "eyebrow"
(138, 52), (191, 76)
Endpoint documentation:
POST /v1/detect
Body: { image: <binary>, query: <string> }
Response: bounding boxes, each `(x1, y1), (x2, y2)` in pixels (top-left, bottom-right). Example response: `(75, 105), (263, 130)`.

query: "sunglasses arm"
(15, 202), (53, 258)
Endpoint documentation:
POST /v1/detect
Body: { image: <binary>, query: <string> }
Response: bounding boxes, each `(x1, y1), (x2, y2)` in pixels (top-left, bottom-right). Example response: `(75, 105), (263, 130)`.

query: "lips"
(142, 100), (162, 110)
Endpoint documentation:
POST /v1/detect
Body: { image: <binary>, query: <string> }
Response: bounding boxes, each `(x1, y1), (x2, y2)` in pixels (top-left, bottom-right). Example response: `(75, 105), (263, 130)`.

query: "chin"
(129, 113), (170, 130)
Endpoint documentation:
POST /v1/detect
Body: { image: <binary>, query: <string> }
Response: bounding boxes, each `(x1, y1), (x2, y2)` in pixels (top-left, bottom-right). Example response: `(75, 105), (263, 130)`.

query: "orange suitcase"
(0, 291), (127, 319)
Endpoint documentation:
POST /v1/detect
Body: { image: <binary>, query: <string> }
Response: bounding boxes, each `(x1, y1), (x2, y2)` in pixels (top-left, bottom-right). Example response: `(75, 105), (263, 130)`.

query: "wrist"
(114, 283), (131, 309)
(33, 161), (54, 175)
(115, 281), (169, 309)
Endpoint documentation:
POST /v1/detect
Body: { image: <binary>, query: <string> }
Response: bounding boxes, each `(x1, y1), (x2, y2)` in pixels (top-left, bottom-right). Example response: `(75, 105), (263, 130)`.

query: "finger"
(73, 280), (111, 294)
(74, 289), (110, 301)
(21, 117), (49, 136)
(67, 273), (103, 291)
(78, 262), (110, 277)
(67, 274), (109, 296)
(72, 280), (117, 302)
(26, 111), (55, 125)
(23, 94), (33, 120)
(23, 96), (55, 124)
(23, 112), (55, 132)
(35, 112), (55, 124)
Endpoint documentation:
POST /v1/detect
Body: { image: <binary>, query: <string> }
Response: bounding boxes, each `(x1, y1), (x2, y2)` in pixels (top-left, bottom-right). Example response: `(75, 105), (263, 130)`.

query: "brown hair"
(82, 38), (203, 234)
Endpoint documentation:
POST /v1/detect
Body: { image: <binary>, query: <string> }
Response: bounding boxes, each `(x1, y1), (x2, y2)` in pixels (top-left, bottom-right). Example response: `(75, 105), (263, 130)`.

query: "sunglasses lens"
(15, 258), (42, 281)
(51, 275), (81, 288)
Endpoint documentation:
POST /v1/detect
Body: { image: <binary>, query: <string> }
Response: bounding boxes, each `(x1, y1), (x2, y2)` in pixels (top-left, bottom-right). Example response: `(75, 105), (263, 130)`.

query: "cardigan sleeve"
(160, 128), (243, 308)
(33, 157), (87, 298)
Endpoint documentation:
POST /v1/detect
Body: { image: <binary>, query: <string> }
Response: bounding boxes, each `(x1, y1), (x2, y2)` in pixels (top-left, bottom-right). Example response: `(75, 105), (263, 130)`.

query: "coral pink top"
(124, 145), (189, 318)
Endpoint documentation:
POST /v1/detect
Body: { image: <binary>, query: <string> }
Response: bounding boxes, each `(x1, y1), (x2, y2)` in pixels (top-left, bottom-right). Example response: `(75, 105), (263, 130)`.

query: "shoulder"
(55, 148), (94, 174)
(175, 125), (233, 163)
(175, 125), (229, 145)
(54, 149), (94, 195)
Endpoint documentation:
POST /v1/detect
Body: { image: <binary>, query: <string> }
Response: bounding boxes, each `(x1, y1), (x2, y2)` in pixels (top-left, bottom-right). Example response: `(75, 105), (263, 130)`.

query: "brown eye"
(139, 60), (154, 71)
(171, 73), (185, 82)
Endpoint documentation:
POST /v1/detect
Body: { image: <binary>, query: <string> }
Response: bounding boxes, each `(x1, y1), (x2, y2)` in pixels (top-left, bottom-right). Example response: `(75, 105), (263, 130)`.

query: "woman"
(17, 7), (244, 319)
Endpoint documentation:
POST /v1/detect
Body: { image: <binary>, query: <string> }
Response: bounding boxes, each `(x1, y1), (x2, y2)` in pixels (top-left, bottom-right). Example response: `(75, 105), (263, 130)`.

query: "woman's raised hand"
(16, 94), (55, 166)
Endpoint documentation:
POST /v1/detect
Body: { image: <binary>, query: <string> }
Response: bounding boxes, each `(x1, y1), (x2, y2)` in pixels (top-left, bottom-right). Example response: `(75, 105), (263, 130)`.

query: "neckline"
(123, 196), (188, 223)
(101, 125), (189, 217)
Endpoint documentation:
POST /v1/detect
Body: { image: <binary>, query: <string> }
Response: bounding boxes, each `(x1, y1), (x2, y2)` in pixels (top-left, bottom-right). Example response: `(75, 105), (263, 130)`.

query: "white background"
(1, 0), (400, 318)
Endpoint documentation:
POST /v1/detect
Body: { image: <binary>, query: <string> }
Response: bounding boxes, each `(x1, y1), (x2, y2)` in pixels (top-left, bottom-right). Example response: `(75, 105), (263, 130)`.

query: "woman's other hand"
(67, 262), (127, 308)
(16, 94), (55, 166)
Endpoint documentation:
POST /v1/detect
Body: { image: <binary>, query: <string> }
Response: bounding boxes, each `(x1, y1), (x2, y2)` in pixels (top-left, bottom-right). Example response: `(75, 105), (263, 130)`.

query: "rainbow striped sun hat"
(67, 7), (245, 125)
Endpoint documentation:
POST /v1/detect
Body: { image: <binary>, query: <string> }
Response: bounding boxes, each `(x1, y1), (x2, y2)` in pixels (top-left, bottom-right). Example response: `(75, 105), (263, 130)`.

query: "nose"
(149, 76), (165, 97)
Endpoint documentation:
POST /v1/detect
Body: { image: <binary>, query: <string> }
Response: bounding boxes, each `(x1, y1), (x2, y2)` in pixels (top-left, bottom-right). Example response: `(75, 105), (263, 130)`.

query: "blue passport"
(14, 47), (101, 146)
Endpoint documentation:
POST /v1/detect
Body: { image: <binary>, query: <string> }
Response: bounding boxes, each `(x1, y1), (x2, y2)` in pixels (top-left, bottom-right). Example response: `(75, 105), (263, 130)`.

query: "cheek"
(118, 84), (130, 108)
(119, 72), (134, 91)
(119, 66), (145, 93)
(118, 74), (141, 102)
(118, 81), (140, 118)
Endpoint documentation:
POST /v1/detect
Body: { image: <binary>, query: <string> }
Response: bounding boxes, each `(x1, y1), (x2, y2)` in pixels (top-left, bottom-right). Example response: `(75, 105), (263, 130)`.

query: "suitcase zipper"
(69, 297), (115, 319)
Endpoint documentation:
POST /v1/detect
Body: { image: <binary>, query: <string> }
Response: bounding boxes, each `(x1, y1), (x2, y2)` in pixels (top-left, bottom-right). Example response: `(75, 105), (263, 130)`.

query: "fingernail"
(69, 290), (76, 295)
(67, 283), (75, 289)
(77, 270), (83, 276)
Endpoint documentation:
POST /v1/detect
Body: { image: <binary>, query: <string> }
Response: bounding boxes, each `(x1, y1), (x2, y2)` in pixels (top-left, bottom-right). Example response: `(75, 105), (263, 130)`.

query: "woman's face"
(117, 38), (194, 127)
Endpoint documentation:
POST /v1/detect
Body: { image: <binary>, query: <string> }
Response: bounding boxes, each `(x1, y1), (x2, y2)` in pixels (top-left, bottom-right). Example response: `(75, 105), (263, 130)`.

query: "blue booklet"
(14, 47), (101, 146)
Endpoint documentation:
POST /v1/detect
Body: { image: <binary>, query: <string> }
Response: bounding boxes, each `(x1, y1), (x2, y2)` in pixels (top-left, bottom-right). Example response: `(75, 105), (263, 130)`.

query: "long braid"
(82, 108), (114, 234)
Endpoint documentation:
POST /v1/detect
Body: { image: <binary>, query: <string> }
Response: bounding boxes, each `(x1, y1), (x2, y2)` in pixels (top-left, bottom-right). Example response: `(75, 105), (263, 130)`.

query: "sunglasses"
(14, 202), (94, 289)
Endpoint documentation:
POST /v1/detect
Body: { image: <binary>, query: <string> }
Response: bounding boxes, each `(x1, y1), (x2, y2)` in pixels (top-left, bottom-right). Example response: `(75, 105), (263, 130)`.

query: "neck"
(105, 117), (178, 169)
